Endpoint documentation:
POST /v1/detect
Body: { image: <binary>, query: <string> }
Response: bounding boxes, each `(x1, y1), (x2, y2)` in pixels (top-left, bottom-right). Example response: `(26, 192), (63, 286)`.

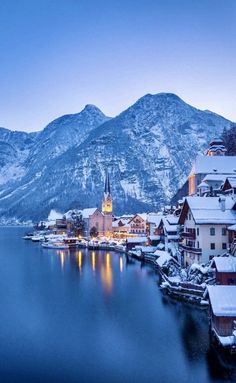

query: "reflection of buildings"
(101, 253), (113, 294)
(74, 250), (117, 294)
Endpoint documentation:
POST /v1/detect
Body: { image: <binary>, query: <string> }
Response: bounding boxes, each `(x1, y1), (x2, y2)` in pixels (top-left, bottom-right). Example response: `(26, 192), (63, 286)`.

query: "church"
(82, 171), (113, 237)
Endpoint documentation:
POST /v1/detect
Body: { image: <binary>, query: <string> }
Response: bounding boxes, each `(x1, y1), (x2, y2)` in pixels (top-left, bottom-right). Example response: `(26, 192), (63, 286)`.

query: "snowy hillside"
(0, 93), (233, 221)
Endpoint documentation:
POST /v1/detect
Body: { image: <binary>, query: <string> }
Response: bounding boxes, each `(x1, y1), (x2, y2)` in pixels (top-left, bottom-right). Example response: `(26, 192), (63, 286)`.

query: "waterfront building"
(178, 196), (236, 266)
(112, 218), (131, 238)
(212, 256), (236, 285)
(208, 285), (236, 349)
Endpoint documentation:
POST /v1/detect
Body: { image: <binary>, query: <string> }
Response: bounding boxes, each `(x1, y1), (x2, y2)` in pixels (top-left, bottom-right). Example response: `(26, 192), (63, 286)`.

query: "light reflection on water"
(0, 227), (236, 383)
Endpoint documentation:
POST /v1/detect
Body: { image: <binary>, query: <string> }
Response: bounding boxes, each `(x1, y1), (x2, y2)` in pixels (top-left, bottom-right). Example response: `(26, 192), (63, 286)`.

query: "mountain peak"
(139, 92), (182, 104)
(82, 104), (105, 115)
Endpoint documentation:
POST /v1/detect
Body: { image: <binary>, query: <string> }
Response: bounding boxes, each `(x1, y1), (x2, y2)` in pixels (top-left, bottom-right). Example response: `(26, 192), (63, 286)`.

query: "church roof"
(82, 208), (99, 219)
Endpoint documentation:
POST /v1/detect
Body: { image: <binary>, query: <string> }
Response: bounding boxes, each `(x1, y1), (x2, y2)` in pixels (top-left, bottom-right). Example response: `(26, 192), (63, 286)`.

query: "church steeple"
(102, 170), (112, 215)
(104, 170), (111, 195)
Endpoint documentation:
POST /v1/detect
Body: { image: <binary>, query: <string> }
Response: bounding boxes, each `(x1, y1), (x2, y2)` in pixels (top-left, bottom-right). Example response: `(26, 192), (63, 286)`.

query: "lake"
(0, 227), (235, 383)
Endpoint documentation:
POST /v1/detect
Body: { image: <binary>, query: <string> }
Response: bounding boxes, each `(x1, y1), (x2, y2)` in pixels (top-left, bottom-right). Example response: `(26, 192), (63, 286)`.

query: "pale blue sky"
(0, 0), (235, 131)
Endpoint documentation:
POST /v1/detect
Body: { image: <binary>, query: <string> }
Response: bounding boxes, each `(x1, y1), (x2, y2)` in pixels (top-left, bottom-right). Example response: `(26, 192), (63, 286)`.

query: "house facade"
(212, 257), (236, 285)
(208, 286), (236, 349)
(128, 214), (147, 235)
(179, 196), (236, 266)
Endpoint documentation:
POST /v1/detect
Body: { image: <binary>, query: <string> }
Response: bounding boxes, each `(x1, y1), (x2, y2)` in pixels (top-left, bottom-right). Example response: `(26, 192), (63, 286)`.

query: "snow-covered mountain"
(0, 93), (233, 221)
(0, 127), (38, 186)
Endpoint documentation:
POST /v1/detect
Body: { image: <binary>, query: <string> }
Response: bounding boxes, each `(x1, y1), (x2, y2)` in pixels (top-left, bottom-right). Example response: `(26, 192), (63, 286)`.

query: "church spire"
(102, 170), (112, 214)
(104, 171), (111, 195)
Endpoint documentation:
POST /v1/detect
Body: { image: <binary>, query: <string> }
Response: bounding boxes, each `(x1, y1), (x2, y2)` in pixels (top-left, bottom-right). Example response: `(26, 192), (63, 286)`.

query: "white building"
(179, 196), (236, 266)
(188, 139), (236, 195)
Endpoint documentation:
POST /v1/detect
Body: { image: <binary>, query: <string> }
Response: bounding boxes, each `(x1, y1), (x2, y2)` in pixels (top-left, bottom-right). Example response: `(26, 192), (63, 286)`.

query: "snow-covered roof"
(126, 236), (147, 243)
(64, 209), (82, 220)
(112, 220), (130, 228)
(149, 235), (161, 240)
(180, 196), (236, 225)
(197, 181), (210, 188)
(228, 224), (236, 231)
(147, 214), (163, 226)
(202, 174), (231, 182)
(163, 216), (178, 232)
(44, 220), (56, 227)
(207, 286), (236, 316)
(226, 178), (236, 188)
(166, 215), (179, 224)
(82, 208), (98, 219)
(212, 256), (236, 272)
(190, 155), (236, 175)
(137, 213), (148, 221)
(154, 251), (176, 267)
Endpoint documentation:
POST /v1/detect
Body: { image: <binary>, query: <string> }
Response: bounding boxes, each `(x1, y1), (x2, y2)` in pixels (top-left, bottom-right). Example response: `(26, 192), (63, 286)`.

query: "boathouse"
(208, 286), (236, 348)
(212, 256), (236, 285)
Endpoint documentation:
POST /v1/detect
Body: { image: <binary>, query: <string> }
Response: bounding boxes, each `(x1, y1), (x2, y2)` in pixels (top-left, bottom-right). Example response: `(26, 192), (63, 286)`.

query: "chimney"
(219, 196), (226, 212)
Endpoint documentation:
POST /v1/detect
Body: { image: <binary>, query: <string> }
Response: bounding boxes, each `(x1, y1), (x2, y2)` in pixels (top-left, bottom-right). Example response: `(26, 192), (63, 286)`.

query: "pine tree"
(221, 124), (236, 155)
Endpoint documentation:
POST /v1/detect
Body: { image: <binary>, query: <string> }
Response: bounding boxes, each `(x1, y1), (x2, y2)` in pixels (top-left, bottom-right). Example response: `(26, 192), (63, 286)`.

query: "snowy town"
(24, 137), (236, 356)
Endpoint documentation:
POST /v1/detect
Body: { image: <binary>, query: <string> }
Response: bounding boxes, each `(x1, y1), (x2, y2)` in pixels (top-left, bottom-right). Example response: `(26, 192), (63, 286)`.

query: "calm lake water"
(0, 227), (235, 383)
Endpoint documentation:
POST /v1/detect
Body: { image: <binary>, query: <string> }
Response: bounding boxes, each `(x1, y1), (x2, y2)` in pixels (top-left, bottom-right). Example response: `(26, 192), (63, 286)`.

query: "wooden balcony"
(181, 231), (196, 240)
(179, 244), (202, 254)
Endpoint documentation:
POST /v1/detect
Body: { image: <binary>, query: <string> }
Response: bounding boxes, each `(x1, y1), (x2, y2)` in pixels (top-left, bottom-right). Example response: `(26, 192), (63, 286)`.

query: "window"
(222, 228), (227, 236)
(188, 213), (191, 220)
(222, 243), (227, 250)
(197, 228), (199, 236)
(210, 227), (215, 236)
(210, 243), (215, 250)
(197, 241), (199, 249)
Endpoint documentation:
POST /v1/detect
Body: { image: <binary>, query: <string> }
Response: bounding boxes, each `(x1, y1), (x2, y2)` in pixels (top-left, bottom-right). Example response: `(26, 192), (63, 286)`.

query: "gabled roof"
(179, 196), (236, 225)
(212, 256), (236, 272)
(228, 224), (236, 231)
(129, 213), (147, 223)
(190, 155), (236, 175)
(82, 208), (99, 219)
(154, 251), (179, 267)
(222, 177), (236, 191)
(147, 213), (163, 226)
(208, 286), (236, 316)
(202, 174), (231, 182)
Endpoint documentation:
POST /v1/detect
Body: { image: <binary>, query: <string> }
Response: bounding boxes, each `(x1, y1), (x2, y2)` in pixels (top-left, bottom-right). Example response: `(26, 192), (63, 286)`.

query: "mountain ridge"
(0, 93), (233, 221)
